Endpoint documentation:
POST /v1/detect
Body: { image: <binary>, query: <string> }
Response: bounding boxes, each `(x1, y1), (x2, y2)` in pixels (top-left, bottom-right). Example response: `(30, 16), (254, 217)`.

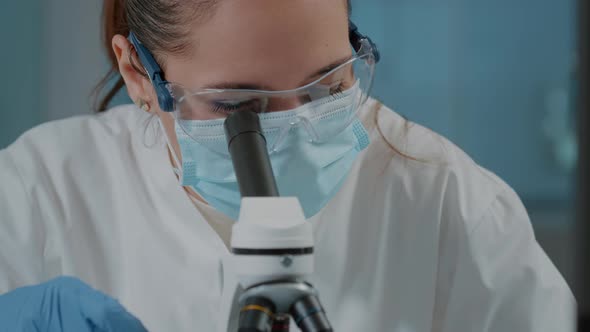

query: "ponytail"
(93, 0), (129, 112)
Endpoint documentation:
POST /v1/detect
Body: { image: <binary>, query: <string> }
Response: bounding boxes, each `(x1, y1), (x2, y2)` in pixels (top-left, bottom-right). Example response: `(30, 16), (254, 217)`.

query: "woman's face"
(162, 0), (351, 96)
(114, 0), (351, 176)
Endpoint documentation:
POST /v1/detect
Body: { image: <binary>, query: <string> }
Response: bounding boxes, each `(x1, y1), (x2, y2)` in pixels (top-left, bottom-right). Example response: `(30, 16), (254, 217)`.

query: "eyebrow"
(201, 55), (353, 90)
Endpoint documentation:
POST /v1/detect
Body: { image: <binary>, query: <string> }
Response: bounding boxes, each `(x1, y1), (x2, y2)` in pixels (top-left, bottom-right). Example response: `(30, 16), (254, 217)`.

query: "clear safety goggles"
(129, 21), (380, 154)
(172, 39), (374, 151)
(171, 38), (375, 120)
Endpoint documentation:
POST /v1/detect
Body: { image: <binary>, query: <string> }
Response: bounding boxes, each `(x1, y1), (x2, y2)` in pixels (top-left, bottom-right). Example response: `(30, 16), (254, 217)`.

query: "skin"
(112, 0), (350, 203)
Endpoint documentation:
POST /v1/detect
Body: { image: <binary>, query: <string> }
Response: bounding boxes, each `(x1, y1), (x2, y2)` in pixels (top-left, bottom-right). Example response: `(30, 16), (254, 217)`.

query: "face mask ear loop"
(158, 118), (183, 179)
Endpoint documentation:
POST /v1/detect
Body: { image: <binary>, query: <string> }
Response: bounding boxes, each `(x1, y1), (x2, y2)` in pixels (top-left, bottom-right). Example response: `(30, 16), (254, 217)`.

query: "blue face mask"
(174, 86), (370, 220)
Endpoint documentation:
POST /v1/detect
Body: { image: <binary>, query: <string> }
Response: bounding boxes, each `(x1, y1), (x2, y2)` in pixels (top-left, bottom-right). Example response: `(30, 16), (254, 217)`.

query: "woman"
(0, 0), (575, 331)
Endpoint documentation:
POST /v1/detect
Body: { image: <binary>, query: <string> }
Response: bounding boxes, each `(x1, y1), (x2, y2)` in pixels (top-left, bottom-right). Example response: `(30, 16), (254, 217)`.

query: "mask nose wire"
(268, 115), (321, 154)
(299, 116), (320, 143)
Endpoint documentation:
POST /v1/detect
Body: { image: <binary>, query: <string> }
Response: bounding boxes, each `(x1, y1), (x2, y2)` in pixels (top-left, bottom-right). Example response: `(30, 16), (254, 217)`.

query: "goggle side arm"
(348, 20), (381, 63)
(128, 32), (175, 112)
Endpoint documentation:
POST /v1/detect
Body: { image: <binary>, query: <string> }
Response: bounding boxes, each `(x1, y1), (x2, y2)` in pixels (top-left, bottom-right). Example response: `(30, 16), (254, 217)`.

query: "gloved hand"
(0, 276), (148, 332)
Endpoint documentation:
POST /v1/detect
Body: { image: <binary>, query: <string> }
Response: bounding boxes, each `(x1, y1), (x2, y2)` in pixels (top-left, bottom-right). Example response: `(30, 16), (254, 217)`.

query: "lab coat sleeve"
(435, 186), (576, 332)
(0, 149), (46, 293)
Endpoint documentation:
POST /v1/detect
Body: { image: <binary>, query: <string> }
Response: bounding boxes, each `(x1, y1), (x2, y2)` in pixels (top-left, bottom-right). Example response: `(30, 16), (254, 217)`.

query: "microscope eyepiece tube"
(224, 110), (280, 198)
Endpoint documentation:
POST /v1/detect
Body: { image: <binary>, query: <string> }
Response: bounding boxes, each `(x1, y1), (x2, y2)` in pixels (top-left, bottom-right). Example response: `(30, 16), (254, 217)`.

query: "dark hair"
(94, 0), (352, 112)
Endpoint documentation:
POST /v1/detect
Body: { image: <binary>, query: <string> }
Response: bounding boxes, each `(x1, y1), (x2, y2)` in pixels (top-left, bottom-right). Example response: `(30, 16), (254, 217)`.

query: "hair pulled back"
(95, 0), (217, 112)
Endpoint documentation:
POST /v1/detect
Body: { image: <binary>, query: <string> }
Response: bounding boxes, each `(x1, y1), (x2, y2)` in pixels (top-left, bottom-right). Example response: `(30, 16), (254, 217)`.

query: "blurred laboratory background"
(351, 0), (580, 286)
(0, 0), (584, 307)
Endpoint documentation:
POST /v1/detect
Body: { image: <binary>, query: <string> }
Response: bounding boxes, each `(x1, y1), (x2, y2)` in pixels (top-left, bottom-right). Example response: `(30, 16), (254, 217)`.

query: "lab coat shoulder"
(364, 99), (509, 231)
(6, 104), (148, 172)
(0, 104), (150, 292)
(3, 105), (151, 218)
(363, 100), (575, 331)
(435, 183), (576, 332)
(5, 104), (151, 173)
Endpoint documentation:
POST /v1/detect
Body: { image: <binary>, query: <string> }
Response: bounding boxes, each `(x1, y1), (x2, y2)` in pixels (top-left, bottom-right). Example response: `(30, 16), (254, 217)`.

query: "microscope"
(224, 110), (333, 332)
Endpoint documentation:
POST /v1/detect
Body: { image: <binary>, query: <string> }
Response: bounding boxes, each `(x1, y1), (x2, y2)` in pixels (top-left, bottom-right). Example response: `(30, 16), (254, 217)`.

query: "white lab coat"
(0, 99), (575, 331)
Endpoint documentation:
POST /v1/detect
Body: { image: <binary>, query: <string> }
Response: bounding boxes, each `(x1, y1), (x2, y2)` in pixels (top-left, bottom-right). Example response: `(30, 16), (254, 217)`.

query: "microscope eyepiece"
(224, 110), (279, 198)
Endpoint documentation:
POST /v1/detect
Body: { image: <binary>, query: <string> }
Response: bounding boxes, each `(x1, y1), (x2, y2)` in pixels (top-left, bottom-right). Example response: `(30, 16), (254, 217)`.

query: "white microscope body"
(232, 197), (314, 289)
(224, 111), (333, 332)
(231, 197), (332, 332)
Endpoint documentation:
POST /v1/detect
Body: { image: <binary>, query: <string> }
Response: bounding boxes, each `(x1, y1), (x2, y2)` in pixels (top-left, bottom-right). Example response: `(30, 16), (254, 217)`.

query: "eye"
(330, 83), (345, 96)
(306, 81), (344, 99)
(210, 98), (264, 115)
(211, 100), (243, 114)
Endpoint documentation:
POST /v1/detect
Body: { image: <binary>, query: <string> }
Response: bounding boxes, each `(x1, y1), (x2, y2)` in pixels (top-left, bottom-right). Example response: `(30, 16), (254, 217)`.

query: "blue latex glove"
(0, 276), (148, 332)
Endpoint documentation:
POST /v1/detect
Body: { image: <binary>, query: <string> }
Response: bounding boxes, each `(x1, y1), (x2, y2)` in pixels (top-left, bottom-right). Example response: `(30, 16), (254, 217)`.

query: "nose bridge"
(271, 115), (320, 153)
(270, 105), (320, 152)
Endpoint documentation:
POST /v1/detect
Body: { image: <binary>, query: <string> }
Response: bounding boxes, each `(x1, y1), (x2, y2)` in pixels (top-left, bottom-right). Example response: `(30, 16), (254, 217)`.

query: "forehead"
(163, 0), (350, 90)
